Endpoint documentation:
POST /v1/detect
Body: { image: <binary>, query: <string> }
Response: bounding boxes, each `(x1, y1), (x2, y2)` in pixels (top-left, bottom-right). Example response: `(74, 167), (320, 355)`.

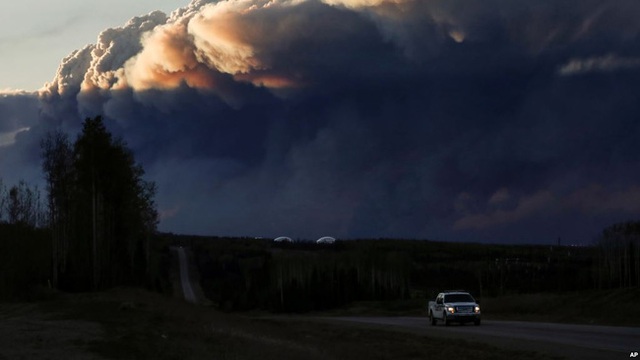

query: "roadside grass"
(481, 288), (640, 326)
(317, 298), (427, 317)
(323, 288), (640, 327)
(34, 288), (558, 360)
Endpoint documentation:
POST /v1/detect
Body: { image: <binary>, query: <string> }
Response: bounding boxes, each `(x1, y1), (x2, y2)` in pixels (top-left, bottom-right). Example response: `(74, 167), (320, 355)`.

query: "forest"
(0, 116), (159, 299)
(176, 226), (637, 312)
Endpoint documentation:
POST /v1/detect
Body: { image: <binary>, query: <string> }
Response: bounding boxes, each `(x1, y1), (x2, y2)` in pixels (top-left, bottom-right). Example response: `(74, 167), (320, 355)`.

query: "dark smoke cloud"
(2, 0), (640, 243)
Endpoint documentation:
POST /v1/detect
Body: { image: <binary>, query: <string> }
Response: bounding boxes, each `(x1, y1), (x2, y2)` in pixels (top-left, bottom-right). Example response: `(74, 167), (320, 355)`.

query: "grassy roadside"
(3, 287), (559, 360)
(481, 288), (640, 326)
(320, 288), (640, 327)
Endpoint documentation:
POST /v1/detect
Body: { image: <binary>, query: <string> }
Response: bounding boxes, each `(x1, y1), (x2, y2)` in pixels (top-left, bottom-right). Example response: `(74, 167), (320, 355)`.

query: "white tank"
(316, 236), (336, 244)
(273, 236), (293, 242)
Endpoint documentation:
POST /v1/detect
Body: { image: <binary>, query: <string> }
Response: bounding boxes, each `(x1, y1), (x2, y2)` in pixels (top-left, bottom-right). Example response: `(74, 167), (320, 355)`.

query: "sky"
(1, 0), (640, 244)
(0, 0), (186, 90)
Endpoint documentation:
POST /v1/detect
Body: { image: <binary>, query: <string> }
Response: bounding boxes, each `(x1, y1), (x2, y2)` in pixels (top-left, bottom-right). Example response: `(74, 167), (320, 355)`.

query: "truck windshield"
(444, 294), (474, 302)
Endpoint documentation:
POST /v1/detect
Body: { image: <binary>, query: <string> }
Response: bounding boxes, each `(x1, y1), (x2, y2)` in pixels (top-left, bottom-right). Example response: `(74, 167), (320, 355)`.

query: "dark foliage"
(176, 235), (599, 312)
(0, 117), (160, 298)
(0, 180), (44, 227)
(39, 116), (158, 291)
(596, 221), (640, 288)
(0, 223), (50, 299)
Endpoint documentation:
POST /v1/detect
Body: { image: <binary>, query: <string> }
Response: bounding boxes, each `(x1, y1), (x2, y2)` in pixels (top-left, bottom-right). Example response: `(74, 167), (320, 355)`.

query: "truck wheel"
(443, 314), (450, 326)
(429, 312), (436, 326)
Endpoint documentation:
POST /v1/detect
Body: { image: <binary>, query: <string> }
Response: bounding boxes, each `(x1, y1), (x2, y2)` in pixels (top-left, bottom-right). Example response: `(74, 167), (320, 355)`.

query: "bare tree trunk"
(51, 216), (58, 288)
(92, 174), (98, 291)
(279, 265), (284, 309)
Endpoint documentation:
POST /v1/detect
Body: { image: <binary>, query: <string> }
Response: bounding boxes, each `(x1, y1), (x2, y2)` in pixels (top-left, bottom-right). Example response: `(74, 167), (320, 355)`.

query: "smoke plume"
(2, 0), (640, 243)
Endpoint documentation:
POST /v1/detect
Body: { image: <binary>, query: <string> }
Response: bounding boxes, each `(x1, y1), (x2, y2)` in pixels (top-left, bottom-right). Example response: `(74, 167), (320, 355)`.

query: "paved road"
(175, 247), (197, 303)
(326, 317), (640, 359)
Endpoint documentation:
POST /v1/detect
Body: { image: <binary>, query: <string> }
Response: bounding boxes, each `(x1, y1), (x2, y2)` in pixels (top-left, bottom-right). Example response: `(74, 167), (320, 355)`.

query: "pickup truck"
(427, 290), (481, 326)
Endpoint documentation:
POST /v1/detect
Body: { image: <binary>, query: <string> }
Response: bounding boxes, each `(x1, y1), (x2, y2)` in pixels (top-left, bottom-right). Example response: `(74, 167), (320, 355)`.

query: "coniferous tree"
(73, 116), (158, 289)
(42, 116), (158, 290)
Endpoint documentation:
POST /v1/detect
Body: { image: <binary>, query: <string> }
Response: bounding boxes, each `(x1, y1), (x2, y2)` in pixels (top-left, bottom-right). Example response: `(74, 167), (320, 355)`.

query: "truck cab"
(428, 290), (481, 326)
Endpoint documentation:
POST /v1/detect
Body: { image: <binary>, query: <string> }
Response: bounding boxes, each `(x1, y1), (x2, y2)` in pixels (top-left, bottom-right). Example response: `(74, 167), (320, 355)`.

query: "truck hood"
(444, 302), (477, 307)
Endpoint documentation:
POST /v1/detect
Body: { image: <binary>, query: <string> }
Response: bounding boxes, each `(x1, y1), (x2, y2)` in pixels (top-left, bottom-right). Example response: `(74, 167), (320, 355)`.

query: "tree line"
(0, 116), (158, 298)
(596, 221), (640, 288)
(186, 236), (601, 312)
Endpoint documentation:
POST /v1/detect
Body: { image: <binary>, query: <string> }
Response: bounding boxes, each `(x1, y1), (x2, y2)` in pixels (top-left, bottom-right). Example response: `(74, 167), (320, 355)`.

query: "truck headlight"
(474, 306), (481, 313)
(446, 307), (455, 314)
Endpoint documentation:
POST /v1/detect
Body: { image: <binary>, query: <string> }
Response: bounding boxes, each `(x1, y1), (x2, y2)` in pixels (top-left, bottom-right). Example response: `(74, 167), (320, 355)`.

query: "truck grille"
(455, 306), (473, 313)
